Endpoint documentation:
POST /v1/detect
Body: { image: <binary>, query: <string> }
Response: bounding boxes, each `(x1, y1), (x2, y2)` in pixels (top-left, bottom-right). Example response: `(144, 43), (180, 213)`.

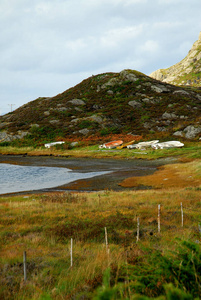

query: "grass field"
(0, 185), (200, 299)
(0, 144), (201, 299)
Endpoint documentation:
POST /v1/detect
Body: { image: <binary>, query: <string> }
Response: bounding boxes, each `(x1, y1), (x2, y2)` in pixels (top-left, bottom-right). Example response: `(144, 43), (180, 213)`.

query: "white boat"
(127, 140), (159, 149)
(151, 141), (184, 149)
(44, 141), (65, 148)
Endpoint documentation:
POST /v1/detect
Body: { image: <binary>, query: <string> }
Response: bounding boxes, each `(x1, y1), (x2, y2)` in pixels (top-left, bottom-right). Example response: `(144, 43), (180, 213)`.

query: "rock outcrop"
(150, 32), (201, 87)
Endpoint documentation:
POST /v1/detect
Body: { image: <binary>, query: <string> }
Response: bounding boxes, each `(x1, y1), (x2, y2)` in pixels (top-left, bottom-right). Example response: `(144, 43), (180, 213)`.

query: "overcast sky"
(0, 0), (201, 115)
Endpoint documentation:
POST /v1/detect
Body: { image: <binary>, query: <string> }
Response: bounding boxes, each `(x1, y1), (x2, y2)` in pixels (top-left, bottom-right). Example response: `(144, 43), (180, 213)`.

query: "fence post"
(23, 251), (27, 282)
(70, 238), (73, 267)
(181, 202), (184, 227)
(198, 223), (201, 234)
(105, 227), (109, 255)
(158, 204), (161, 234)
(136, 217), (140, 242)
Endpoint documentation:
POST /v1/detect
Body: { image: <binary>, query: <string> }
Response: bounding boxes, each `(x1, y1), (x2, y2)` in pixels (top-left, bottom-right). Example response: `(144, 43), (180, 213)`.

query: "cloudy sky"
(0, 0), (201, 115)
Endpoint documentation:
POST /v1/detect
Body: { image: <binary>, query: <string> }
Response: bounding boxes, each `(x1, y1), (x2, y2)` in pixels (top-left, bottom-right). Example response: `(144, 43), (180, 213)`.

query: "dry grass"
(0, 159), (201, 299)
(120, 160), (201, 189)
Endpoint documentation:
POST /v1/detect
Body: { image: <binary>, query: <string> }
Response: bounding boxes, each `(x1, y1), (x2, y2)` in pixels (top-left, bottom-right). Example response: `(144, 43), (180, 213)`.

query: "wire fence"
(20, 201), (201, 282)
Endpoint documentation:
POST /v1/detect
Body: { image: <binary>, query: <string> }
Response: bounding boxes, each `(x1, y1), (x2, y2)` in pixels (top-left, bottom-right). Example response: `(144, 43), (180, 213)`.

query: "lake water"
(0, 163), (109, 195)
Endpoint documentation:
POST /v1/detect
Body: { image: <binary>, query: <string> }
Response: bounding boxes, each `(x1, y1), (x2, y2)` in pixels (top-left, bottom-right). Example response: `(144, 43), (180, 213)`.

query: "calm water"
(0, 163), (108, 194)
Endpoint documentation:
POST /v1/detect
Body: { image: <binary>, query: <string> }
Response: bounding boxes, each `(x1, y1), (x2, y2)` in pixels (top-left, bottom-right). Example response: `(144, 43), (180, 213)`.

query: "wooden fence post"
(158, 204), (161, 234)
(105, 227), (109, 255)
(70, 238), (73, 267)
(136, 217), (140, 242)
(198, 223), (201, 234)
(23, 251), (27, 282)
(181, 202), (184, 227)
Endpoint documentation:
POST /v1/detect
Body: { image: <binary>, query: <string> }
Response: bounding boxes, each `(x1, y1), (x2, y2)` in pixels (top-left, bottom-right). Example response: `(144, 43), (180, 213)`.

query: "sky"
(0, 0), (201, 115)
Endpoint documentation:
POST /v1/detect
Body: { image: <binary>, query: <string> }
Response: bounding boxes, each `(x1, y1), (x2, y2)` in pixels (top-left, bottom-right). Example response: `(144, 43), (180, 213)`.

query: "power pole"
(8, 104), (15, 112)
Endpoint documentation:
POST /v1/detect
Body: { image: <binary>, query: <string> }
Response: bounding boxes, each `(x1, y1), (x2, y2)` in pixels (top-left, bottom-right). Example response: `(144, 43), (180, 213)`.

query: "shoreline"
(0, 155), (177, 197)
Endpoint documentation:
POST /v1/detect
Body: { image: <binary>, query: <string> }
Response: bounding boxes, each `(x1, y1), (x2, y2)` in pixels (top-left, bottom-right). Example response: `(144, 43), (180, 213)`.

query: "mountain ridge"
(150, 32), (201, 87)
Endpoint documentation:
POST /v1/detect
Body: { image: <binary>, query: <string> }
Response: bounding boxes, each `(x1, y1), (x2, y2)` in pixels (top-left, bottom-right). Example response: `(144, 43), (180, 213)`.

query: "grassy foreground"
(0, 186), (200, 299)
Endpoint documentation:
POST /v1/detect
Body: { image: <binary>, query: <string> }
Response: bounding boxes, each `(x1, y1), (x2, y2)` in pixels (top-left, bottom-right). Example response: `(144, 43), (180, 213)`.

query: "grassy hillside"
(0, 69), (201, 147)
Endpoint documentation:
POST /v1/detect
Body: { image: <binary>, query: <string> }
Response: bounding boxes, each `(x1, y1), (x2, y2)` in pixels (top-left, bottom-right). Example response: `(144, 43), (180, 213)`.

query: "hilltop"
(0, 69), (201, 146)
(150, 32), (201, 87)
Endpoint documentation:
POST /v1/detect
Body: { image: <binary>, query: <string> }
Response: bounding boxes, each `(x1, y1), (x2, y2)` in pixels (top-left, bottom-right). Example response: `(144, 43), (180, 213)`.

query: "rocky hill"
(150, 32), (201, 87)
(0, 69), (201, 145)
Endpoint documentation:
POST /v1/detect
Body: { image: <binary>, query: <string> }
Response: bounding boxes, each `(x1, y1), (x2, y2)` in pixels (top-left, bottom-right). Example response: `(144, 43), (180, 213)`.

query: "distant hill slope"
(150, 32), (201, 87)
(0, 69), (201, 144)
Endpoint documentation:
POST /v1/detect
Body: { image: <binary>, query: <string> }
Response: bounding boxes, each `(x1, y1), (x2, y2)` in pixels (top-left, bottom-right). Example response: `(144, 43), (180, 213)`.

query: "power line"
(8, 104), (15, 112)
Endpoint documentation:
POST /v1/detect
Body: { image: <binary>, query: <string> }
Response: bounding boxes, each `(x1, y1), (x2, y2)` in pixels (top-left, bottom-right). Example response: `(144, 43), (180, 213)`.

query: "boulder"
(70, 142), (79, 147)
(173, 90), (190, 96)
(151, 84), (170, 93)
(70, 118), (80, 124)
(101, 78), (119, 89)
(142, 98), (151, 103)
(119, 70), (138, 82)
(173, 131), (184, 137)
(49, 120), (60, 125)
(88, 115), (103, 124)
(30, 124), (39, 128)
(196, 94), (201, 101)
(0, 131), (12, 142)
(183, 125), (201, 139)
(69, 99), (86, 106)
(79, 128), (90, 135)
(93, 104), (103, 110)
(0, 131), (29, 142)
(56, 107), (68, 112)
(128, 100), (142, 108)
(162, 112), (177, 119)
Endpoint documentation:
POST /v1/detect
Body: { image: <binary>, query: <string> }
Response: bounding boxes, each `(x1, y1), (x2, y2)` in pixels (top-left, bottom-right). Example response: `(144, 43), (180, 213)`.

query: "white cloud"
(158, 0), (183, 3)
(100, 25), (144, 47)
(140, 40), (159, 53)
(0, 0), (201, 114)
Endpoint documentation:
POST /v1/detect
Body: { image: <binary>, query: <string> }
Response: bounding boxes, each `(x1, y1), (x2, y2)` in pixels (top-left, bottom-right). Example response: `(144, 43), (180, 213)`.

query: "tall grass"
(0, 187), (200, 299)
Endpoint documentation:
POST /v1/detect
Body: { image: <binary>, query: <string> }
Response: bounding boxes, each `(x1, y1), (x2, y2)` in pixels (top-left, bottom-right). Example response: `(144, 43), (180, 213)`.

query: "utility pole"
(8, 104), (15, 112)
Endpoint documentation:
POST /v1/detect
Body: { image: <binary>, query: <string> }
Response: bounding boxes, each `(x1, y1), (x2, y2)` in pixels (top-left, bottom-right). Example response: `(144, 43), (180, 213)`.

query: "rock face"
(0, 131), (29, 142)
(150, 32), (201, 87)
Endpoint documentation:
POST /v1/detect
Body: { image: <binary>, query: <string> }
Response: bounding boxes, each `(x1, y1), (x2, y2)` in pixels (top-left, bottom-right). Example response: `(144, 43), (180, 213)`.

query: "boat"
(44, 141), (65, 148)
(127, 140), (159, 149)
(151, 141), (184, 149)
(99, 140), (123, 149)
(116, 140), (135, 149)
